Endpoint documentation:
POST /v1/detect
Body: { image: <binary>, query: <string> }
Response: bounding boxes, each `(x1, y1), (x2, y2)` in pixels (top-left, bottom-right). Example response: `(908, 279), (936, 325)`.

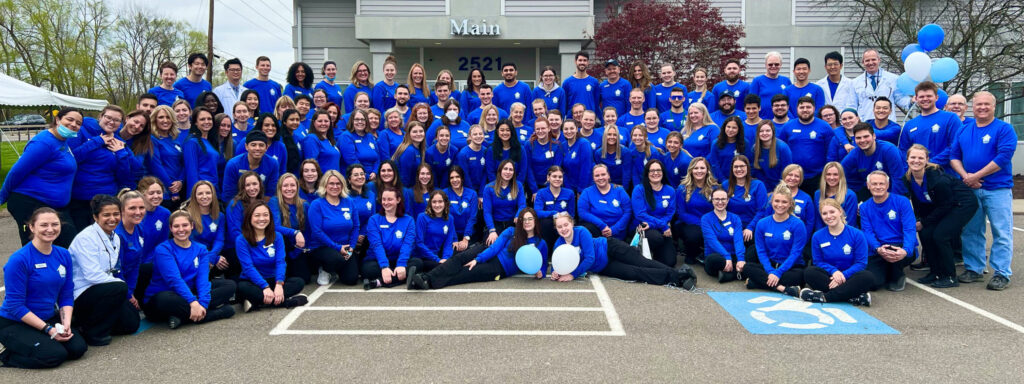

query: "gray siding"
(744, 47), (791, 77)
(793, 0), (854, 26)
(360, 0), (446, 16)
(710, 0), (743, 24)
(301, 0), (355, 27)
(504, 0), (591, 16)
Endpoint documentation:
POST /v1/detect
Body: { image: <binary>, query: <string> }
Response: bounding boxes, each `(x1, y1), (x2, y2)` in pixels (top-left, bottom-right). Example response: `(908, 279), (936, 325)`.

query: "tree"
(837, 0), (1024, 109)
(586, 0), (747, 87)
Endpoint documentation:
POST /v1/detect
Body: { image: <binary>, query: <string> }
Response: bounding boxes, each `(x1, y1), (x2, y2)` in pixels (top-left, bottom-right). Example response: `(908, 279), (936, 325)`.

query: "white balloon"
(551, 244), (581, 275)
(904, 52), (932, 82)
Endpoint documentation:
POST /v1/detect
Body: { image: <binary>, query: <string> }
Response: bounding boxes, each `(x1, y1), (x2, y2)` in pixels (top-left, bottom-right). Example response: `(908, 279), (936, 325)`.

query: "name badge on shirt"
(380, 225), (389, 228)
(545, 201), (554, 205)
(820, 242), (831, 248)
(765, 232), (773, 238)
(35, 263), (47, 269)
(792, 129), (802, 133)
(909, 127), (918, 133)
(545, 151), (554, 159)
(723, 221), (731, 226)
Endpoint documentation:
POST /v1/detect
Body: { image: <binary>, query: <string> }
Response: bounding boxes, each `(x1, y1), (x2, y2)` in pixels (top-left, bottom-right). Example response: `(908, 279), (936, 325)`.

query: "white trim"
(445, 0), (450, 16)
(500, 0), (506, 16)
(302, 306), (604, 312)
(356, 0), (361, 16)
(535, 47), (541, 85)
(419, 47), (424, 67)
(322, 47), (328, 63)
(789, 46), (796, 77)
(840, 46), (845, 76)
(323, 288), (596, 293)
(296, 6), (303, 61)
(907, 280), (1024, 334)
(590, 276), (625, 335)
(790, 0), (796, 25)
(740, 0), (746, 24)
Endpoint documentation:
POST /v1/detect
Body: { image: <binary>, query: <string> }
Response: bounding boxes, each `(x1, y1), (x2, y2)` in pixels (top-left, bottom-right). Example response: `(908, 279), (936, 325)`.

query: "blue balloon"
(930, 57), (959, 83)
(515, 244), (542, 274)
(936, 89), (949, 109)
(901, 44), (925, 62)
(896, 73), (919, 95)
(918, 24), (945, 51)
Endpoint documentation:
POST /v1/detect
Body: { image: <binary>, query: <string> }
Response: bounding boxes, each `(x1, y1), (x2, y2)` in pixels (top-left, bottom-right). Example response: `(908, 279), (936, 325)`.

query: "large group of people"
(0, 49), (1016, 368)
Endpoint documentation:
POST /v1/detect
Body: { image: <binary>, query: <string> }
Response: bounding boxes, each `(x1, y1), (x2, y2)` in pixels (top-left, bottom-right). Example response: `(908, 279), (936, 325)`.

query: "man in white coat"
(815, 51), (855, 110)
(850, 49), (911, 121)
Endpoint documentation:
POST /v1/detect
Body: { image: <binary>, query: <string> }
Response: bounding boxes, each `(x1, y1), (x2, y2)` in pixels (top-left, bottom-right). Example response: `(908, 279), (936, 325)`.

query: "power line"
(215, 0), (292, 41)
(253, 0), (293, 25)
(213, 48), (288, 82)
(222, 0), (292, 36)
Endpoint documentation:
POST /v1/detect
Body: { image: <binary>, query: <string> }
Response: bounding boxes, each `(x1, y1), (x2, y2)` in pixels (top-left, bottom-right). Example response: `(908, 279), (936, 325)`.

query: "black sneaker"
(284, 294), (309, 308)
(958, 270), (983, 283)
(799, 288), (825, 303)
(987, 275), (1011, 291)
(168, 316), (182, 330)
(886, 275), (906, 292)
(683, 256), (698, 265)
(411, 273), (431, 290)
(849, 292), (871, 307)
(680, 276), (696, 291)
(363, 278), (381, 291)
(745, 278), (756, 290)
(916, 273), (939, 284)
(930, 277), (959, 289)
(405, 265), (418, 290)
(83, 334), (112, 347)
(783, 286), (801, 297)
(210, 306), (235, 321)
(909, 262), (930, 271)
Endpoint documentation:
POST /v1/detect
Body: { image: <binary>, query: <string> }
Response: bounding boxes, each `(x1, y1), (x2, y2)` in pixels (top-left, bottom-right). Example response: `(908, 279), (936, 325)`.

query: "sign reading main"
(450, 18), (501, 36)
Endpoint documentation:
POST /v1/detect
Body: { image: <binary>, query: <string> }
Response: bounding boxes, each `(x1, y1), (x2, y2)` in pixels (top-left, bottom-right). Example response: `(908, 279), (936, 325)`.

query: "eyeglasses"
(712, 198), (729, 202)
(649, 169), (663, 174)
(522, 217), (535, 222)
(767, 63), (781, 67)
(101, 115), (122, 123)
(669, 96), (684, 101)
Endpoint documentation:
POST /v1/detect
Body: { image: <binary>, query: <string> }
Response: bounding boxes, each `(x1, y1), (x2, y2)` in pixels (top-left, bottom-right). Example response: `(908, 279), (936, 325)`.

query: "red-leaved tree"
(587, 0), (747, 87)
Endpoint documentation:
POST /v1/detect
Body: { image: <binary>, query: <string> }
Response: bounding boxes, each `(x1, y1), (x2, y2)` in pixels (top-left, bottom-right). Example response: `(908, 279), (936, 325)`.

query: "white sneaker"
(243, 300), (254, 313)
(317, 268), (331, 286)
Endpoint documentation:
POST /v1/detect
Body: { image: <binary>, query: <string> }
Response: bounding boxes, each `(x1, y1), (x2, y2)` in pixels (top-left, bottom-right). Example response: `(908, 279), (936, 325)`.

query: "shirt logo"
(461, 201), (469, 209)
(175, 144), (182, 152)
(744, 195), (751, 202)
(560, 201), (567, 209)
(727, 227), (734, 235)
(924, 192), (932, 202)
(931, 124), (940, 133)
(553, 97), (558, 103)
(794, 205), (802, 214)
(366, 201), (372, 210)
(698, 135), (705, 141)
(875, 161), (884, 170)
(209, 222), (217, 232)
(615, 89), (621, 96)
(507, 194), (514, 201)
(888, 210), (896, 220)
(612, 199), (620, 207)
(843, 244), (852, 255)
(734, 90), (740, 97)
(809, 131), (817, 139)
(270, 89), (277, 96)
(343, 212), (351, 220)
(514, 92), (521, 99)
(395, 230), (403, 239)
(805, 92), (812, 97)
(443, 225), (449, 234)
(662, 200), (669, 208)
(615, 159), (622, 165)
(982, 134), (991, 144)
(658, 138), (664, 145)
(586, 84), (592, 91)
(155, 220), (163, 231)
(571, 151), (577, 159)
(765, 232), (773, 237)
(369, 143), (375, 150)
(268, 246), (276, 257)
(57, 265), (66, 277)
(480, 158), (486, 165)
(783, 230), (791, 240)
(193, 257), (200, 268)
(780, 84), (787, 90)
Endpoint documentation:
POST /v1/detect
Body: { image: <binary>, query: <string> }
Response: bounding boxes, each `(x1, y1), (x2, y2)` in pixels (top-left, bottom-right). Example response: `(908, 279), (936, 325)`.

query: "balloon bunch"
(897, 24), (959, 108)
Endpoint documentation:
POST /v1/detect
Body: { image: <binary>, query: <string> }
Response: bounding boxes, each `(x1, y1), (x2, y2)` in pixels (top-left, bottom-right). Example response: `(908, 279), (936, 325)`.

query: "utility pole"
(207, 0), (214, 83)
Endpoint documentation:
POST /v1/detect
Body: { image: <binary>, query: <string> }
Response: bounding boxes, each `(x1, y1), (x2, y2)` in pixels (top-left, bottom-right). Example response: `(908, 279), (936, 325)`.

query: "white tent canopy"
(0, 71), (108, 111)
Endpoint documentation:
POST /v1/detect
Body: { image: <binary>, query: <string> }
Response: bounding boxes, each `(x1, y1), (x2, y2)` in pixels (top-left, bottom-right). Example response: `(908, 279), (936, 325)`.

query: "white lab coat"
(849, 67), (911, 121)
(815, 75), (856, 111)
(69, 223), (124, 298)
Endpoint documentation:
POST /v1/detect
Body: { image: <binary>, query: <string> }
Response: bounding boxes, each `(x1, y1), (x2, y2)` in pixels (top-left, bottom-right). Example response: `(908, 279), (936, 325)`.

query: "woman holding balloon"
(549, 212), (695, 289)
(409, 208), (546, 290)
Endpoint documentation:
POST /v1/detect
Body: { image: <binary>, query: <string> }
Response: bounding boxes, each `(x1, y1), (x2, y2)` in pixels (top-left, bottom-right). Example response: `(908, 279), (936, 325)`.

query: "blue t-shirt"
(750, 75), (792, 119)
(562, 76), (601, 113)
(950, 118), (1017, 190)
(173, 77), (213, 107)
(242, 78), (283, 114)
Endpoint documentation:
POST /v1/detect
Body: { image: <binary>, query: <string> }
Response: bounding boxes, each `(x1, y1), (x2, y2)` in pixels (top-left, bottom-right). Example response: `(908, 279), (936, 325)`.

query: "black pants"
(0, 315), (88, 369)
(800, 174), (821, 196)
(672, 222), (704, 262)
(866, 253), (914, 290)
(581, 221), (632, 242)
(539, 217), (558, 252)
(210, 248), (242, 279)
(743, 261), (804, 291)
(360, 257), (425, 286)
(133, 262), (154, 302)
(236, 277), (305, 308)
(423, 249), (506, 289)
(6, 192), (77, 248)
(803, 267), (875, 302)
(704, 252), (741, 276)
(72, 282), (140, 341)
(599, 237), (680, 285)
(286, 251), (313, 285)
(160, 198), (182, 212)
(920, 203), (977, 278)
(309, 246), (360, 285)
(142, 279), (236, 324)
(854, 187), (872, 203)
(641, 229), (677, 268)
(493, 220), (514, 237)
(67, 198), (94, 239)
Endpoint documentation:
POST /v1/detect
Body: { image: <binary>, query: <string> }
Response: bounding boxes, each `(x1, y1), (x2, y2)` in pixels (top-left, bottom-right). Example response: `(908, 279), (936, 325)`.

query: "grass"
(0, 140), (30, 210)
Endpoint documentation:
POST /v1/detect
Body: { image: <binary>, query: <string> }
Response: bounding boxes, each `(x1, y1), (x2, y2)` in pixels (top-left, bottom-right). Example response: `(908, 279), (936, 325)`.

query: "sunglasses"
(669, 96), (684, 101)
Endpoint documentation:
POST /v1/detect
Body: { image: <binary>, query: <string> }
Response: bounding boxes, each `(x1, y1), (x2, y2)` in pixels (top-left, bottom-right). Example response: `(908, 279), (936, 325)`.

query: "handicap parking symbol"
(708, 292), (899, 335)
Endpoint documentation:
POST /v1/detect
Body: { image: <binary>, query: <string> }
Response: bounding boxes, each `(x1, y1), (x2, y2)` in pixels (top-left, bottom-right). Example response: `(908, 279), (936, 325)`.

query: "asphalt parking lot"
(1, 214), (1023, 382)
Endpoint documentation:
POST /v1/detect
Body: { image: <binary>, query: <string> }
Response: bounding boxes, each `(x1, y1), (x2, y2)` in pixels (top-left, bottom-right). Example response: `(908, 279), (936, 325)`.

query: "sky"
(106, 0), (294, 83)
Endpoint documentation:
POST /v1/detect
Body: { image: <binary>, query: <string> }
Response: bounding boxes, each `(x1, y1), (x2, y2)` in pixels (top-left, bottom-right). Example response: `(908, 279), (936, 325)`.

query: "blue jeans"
(961, 188), (1013, 277)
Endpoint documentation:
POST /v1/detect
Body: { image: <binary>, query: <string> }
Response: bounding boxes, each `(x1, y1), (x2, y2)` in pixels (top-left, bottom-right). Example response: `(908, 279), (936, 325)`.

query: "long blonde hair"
(682, 157), (719, 202)
(391, 121), (426, 162)
(600, 125), (623, 160)
(150, 105), (179, 139)
(275, 173), (306, 229)
(682, 103), (714, 137)
(819, 162), (849, 205)
(184, 180), (220, 234)
(752, 120), (779, 169)
(407, 63), (430, 97)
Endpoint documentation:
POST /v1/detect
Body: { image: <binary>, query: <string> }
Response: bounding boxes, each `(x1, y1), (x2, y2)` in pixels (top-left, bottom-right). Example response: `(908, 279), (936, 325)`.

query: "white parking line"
(907, 280), (1024, 334)
(323, 288), (596, 293)
(304, 306), (604, 312)
(271, 276), (626, 336)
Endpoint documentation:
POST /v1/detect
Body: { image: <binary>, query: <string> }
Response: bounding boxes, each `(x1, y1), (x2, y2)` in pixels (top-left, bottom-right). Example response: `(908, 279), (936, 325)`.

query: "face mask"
(445, 111), (459, 120)
(326, 76), (335, 82)
(56, 124), (78, 139)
